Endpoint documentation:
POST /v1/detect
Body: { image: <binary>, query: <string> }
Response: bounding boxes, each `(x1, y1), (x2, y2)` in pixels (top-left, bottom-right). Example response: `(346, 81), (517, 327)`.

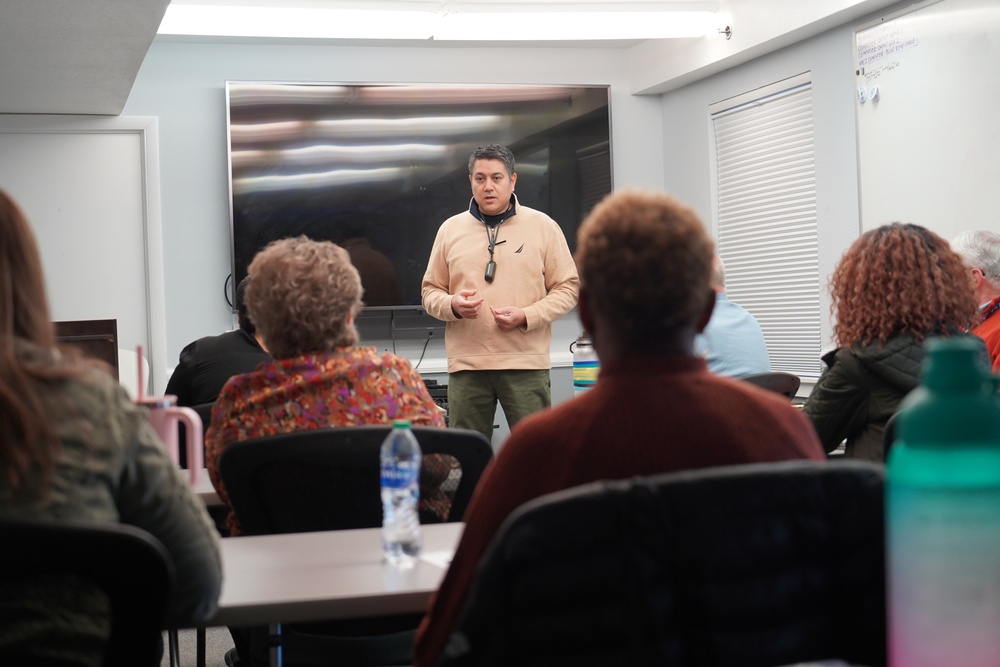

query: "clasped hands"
(452, 289), (525, 330)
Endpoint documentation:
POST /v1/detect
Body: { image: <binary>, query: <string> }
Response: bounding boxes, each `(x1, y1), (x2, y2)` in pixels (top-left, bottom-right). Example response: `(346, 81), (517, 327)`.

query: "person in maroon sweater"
(413, 188), (825, 667)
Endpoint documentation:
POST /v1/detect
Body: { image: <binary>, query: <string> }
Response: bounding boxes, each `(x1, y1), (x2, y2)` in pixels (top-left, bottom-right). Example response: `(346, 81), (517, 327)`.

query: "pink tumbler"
(137, 394), (203, 485)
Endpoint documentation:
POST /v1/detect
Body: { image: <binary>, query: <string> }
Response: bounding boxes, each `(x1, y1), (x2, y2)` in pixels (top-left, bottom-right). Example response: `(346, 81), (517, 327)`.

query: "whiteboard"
(0, 116), (167, 392)
(854, 0), (1000, 241)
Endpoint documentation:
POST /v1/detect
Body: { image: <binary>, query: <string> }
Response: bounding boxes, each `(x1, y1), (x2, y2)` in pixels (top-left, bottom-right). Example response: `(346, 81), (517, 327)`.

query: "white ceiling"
(0, 0), (718, 116)
(0, 0), (897, 116)
(0, 0), (171, 115)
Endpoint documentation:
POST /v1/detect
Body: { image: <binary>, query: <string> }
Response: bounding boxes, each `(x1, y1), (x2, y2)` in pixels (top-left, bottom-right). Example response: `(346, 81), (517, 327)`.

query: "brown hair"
(830, 222), (979, 347)
(245, 236), (363, 359)
(575, 189), (714, 346)
(0, 190), (77, 492)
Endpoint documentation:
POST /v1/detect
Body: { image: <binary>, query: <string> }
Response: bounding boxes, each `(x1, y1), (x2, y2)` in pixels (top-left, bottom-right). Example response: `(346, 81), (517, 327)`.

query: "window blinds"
(710, 73), (822, 381)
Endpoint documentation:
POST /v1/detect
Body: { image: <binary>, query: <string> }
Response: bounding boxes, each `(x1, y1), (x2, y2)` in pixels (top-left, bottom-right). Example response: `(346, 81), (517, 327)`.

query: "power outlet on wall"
(393, 326), (442, 341)
(390, 310), (445, 341)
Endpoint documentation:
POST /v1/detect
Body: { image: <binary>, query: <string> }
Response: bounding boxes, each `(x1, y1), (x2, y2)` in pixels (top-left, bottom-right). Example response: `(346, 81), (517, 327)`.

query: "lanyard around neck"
(486, 222), (505, 261)
(484, 222), (506, 283)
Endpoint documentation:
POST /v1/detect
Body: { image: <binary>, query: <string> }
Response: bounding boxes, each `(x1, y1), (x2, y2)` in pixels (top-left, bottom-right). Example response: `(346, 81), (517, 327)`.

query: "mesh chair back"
(219, 425), (492, 535)
(738, 371), (801, 399)
(883, 411), (900, 462)
(442, 460), (886, 667)
(178, 402), (214, 470)
(0, 518), (174, 667)
(218, 425), (492, 666)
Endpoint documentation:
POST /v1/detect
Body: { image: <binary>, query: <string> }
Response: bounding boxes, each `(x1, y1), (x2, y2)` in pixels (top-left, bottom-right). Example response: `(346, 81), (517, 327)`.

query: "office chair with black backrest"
(218, 425), (493, 666)
(439, 459), (886, 667)
(219, 425), (492, 534)
(177, 402), (213, 470)
(883, 411), (900, 462)
(192, 402), (214, 433)
(738, 371), (801, 400)
(0, 518), (175, 667)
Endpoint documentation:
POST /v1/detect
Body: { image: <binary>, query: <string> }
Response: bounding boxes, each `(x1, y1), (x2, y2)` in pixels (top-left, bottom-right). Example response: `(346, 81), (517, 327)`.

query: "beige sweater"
(421, 198), (580, 372)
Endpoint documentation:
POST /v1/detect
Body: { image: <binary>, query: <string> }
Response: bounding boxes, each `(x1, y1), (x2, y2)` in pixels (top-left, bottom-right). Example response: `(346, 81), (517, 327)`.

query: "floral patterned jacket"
(205, 347), (446, 535)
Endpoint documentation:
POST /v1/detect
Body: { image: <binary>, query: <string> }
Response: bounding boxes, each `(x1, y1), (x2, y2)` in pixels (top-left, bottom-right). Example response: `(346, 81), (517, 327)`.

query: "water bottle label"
(381, 464), (418, 489)
(888, 485), (1000, 666)
(573, 360), (599, 390)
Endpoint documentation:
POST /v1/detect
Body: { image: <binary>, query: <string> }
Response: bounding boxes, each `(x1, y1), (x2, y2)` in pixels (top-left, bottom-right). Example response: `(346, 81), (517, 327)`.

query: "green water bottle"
(886, 337), (1000, 666)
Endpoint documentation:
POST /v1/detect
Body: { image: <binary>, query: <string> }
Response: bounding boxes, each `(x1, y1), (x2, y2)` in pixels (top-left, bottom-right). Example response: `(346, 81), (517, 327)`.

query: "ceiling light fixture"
(434, 7), (717, 41)
(158, 2), (720, 41)
(158, 5), (438, 40)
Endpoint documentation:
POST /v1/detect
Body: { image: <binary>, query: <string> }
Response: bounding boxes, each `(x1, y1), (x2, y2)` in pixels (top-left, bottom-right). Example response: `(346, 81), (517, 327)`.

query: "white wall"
(630, 0), (902, 95)
(0, 115), (168, 393)
(659, 22), (869, 353)
(121, 1), (922, 389)
(122, 40), (666, 387)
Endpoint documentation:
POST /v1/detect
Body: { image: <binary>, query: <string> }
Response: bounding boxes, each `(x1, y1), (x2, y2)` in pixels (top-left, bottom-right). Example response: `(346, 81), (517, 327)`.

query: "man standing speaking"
(422, 144), (580, 442)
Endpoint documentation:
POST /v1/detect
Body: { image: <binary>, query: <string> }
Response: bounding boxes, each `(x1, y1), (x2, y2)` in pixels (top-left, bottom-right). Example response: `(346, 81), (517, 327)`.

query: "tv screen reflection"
(227, 82), (612, 309)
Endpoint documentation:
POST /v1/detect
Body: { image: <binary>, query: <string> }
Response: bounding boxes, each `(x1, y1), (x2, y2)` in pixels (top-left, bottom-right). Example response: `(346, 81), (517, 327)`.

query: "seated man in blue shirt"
(696, 254), (770, 377)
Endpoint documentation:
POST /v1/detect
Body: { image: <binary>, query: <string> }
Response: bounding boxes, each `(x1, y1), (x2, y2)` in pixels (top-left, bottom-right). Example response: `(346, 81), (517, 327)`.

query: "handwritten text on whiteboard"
(857, 22), (919, 68)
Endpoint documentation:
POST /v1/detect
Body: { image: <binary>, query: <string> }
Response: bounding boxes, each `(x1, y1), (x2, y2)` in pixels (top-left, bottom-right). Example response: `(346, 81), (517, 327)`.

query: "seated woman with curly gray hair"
(205, 236), (445, 538)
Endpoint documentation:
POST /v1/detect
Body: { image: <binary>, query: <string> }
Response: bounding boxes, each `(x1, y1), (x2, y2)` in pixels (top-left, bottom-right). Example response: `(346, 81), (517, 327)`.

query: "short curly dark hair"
(245, 236), (362, 359)
(575, 189), (714, 346)
(235, 275), (255, 336)
(830, 223), (978, 348)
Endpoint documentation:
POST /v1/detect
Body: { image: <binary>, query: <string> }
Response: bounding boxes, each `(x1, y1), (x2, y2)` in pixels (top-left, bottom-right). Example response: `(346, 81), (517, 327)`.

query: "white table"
(206, 523), (461, 667)
(211, 522), (461, 620)
(190, 468), (221, 506)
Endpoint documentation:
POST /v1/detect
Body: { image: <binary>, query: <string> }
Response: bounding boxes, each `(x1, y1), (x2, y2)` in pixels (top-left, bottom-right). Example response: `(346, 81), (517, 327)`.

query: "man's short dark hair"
(236, 275), (255, 335)
(468, 144), (515, 176)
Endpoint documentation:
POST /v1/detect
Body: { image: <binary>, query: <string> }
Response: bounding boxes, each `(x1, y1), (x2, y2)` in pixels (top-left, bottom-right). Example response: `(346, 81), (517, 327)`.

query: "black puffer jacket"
(803, 332), (985, 461)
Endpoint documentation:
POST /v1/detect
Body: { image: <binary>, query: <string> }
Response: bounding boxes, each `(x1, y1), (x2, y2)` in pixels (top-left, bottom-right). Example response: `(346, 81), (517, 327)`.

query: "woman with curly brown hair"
(803, 222), (984, 461)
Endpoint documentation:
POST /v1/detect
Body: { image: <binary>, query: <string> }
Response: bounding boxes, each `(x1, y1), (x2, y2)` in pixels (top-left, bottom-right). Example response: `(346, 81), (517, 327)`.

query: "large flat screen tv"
(226, 82), (612, 310)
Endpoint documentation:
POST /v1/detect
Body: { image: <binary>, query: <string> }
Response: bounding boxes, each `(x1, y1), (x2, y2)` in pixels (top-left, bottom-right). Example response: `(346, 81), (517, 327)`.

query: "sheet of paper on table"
(420, 550), (454, 569)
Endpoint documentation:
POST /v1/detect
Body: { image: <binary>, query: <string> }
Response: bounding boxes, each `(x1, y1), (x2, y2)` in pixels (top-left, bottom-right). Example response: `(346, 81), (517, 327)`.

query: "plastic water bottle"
(886, 337), (1000, 666)
(380, 420), (422, 564)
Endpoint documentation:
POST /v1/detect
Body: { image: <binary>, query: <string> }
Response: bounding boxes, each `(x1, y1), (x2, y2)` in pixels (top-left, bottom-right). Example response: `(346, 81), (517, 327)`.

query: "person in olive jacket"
(0, 190), (222, 663)
(804, 223), (985, 461)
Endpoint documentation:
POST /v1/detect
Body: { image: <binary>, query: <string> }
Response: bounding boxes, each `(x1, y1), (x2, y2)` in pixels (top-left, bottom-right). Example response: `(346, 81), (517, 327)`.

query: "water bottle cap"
(921, 336), (991, 393)
(392, 419), (412, 429)
(895, 336), (1000, 447)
